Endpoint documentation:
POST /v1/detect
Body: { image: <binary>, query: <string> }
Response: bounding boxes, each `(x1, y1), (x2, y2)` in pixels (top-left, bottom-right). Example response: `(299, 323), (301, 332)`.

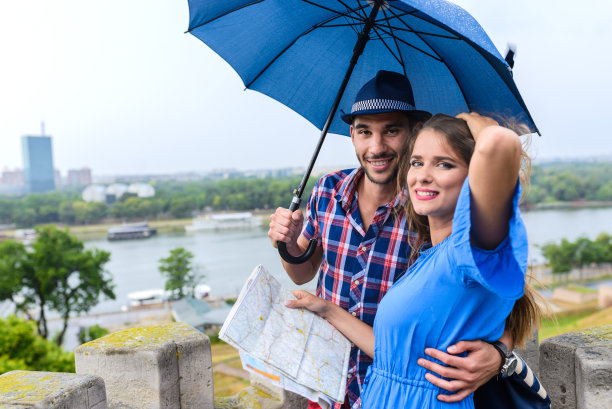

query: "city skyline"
(1, 0), (611, 175)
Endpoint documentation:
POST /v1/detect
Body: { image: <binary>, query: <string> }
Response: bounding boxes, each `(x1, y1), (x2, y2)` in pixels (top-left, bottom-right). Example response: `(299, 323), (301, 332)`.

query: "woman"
(287, 112), (540, 408)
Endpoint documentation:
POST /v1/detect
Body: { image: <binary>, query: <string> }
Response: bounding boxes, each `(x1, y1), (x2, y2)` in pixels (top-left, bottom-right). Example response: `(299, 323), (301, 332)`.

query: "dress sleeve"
(451, 177), (527, 300)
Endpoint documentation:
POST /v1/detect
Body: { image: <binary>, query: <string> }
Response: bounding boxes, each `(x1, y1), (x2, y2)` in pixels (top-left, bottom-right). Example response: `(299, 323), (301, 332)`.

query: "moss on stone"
(78, 322), (201, 352)
(575, 324), (612, 345)
(0, 371), (76, 402)
(213, 386), (280, 409)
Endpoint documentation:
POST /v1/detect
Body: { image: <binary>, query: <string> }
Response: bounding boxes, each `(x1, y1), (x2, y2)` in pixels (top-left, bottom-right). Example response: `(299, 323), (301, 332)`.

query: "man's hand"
(268, 207), (304, 255)
(417, 340), (501, 403)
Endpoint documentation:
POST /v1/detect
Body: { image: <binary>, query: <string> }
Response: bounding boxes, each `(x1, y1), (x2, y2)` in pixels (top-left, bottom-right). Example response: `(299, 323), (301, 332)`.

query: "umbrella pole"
(279, 0), (384, 264)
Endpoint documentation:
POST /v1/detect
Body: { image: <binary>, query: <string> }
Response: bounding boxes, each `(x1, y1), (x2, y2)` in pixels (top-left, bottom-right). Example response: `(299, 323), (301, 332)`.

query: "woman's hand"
(287, 290), (376, 358)
(456, 112), (499, 141)
(286, 290), (332, 319)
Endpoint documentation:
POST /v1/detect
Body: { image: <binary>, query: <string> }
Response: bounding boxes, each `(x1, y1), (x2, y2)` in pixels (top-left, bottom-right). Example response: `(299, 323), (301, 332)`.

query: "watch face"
(505, 357), (518, 377)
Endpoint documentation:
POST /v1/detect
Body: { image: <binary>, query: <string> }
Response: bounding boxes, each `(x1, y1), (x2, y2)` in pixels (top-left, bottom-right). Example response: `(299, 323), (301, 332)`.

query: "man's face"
(350, 112), (412, 186)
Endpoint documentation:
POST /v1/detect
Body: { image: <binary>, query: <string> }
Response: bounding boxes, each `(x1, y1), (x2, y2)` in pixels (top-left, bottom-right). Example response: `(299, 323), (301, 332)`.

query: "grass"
(566, 284), (597, 294)
(541, 273), (612, 290)
(213, 372), (250, 397)
(211, 341), (250, 397)
(539, 306), (612, 340)
(211, 343), (241, 364)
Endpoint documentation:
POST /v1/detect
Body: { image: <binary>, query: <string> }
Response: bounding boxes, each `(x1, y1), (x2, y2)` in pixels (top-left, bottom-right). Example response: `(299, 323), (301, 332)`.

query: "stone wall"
(1, 322), (611, 409)
(0, 322), (305, 409)
(540, 325), (612, 409)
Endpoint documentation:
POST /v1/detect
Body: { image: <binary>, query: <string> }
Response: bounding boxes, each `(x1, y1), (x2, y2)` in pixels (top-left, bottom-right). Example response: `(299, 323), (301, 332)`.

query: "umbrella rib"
(388, 4), (540, 131)
(372, 24), (460, 40)
(334, 0), (368, 34)
(373, 25), (443, 62)
(385, 3), (463, 40)
(300, 0), (367, 23)
(371, 26), (404, 66)
(316, 23), (370, 29)
(385, 5), (470, 109)
(244, 10), (367, 89)
(334, 0), (368, 21)
(374, 9), (460, 40)
(381, 8), (407, 76)
(186, 0), (264, 32)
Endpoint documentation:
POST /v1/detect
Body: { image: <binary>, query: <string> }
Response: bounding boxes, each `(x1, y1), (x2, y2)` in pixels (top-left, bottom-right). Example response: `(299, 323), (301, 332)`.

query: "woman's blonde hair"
(397, 113), (539, 348)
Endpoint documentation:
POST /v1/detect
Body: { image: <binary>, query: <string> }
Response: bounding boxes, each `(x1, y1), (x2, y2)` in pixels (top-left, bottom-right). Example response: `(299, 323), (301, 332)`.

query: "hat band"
(351, 98), (416, 114)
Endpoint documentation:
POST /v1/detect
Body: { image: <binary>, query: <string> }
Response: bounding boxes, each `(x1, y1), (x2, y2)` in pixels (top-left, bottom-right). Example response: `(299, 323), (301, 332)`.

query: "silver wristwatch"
(491, 341), (518, 378)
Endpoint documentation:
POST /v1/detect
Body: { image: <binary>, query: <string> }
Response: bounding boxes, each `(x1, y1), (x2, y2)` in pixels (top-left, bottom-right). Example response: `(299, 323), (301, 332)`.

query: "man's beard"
(357, 153), (398, 186)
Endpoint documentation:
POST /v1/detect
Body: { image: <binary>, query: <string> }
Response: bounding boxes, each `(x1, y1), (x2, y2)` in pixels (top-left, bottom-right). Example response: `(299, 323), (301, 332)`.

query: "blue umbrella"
(187, 0), (538, 263)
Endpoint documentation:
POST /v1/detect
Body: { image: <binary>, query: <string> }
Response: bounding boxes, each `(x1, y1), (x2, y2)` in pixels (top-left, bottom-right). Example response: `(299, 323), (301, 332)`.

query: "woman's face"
(407, 128), (469, 222)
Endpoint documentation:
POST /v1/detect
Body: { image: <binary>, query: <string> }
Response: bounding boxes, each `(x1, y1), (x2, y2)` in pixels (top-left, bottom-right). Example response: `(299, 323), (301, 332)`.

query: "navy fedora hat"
(341, 70), (432, 124)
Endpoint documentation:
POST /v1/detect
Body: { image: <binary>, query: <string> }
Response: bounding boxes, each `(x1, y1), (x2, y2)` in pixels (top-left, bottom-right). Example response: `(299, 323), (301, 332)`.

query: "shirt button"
(361, 246), (367, 252)
(351, 312), (357, 317)
(354, 280), (360, 285)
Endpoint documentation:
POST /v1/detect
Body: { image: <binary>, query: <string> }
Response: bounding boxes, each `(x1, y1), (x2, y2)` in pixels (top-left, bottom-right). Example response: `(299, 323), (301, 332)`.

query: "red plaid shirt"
(302, 168), (414, 409)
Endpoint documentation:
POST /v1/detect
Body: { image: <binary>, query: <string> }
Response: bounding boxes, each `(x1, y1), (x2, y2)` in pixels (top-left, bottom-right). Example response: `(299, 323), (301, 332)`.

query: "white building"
(82, 185), (106, 202)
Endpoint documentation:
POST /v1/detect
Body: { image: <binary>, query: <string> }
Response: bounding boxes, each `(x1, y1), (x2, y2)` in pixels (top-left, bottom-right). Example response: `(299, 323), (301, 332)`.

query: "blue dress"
(360, 177), (528, 409)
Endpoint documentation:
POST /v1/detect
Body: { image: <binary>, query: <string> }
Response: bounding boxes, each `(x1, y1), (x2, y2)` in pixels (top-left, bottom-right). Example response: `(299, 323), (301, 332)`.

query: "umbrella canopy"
(187, 0), (538, 136)
(187, 0), (538, 264)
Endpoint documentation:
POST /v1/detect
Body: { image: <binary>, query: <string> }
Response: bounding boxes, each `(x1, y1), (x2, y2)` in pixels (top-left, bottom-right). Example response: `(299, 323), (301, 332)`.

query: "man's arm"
(417, 330), (514, 403)
(268, 208), (323, 285)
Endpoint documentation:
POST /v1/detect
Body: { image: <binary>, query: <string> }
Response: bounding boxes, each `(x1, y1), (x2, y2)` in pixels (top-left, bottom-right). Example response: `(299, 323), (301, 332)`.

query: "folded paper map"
(219, 265), (351, 408)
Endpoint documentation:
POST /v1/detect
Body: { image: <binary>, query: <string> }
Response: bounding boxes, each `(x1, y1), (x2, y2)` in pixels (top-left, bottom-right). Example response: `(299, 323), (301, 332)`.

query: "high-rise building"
(21, 135), (56, 193)
(1, 167), (24, 185)
(67, 167), (92, 186)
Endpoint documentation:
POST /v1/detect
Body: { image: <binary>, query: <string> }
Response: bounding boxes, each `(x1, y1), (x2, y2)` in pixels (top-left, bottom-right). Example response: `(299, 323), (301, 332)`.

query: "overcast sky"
(1, 0), (610, 176)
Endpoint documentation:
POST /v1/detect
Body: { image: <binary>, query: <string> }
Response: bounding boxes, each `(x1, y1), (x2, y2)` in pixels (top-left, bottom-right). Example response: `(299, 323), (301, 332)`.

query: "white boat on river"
(127, 284), (212, 307)
(185, 212), (263, 232)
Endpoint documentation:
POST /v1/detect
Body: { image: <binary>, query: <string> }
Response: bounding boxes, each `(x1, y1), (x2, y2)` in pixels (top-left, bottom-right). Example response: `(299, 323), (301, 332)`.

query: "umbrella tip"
(504, 43), (517, 69)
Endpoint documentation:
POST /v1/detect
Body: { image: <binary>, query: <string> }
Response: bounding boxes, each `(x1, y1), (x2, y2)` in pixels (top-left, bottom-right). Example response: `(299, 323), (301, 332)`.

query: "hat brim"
(341, 108), (432, 125)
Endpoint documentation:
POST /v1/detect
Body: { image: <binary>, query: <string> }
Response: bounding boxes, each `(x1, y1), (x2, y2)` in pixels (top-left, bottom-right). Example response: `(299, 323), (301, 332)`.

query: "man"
(268, 71), (516, 409)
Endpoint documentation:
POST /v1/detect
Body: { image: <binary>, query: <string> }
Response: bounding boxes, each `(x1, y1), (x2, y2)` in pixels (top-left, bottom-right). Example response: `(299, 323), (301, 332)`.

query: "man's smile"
(365, 155), (395, 171)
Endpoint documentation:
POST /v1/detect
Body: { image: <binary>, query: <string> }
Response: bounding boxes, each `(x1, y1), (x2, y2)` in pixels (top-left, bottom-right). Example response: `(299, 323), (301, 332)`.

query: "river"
(84, 206), (612, 314)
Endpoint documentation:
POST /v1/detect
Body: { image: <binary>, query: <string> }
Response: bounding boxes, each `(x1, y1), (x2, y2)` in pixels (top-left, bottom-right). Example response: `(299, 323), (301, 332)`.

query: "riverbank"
(524, 200), (612, 211)
(0, 210), (274, 242)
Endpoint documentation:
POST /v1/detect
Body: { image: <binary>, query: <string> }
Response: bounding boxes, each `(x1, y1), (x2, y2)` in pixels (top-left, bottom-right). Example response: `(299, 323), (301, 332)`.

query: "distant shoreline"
(523, 201), (612, 212)
(2, 203), (612, 242)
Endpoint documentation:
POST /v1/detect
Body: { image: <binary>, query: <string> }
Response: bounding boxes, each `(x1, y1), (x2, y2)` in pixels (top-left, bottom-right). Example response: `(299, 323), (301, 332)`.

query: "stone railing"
(540, 324), (612, 409)
(0, 322), (305, 409)
(1, 322), (610, 408)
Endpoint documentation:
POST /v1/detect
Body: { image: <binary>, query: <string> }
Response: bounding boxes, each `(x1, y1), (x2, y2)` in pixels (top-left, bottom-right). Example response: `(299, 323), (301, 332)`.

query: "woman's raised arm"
(456, 112), (523, 250)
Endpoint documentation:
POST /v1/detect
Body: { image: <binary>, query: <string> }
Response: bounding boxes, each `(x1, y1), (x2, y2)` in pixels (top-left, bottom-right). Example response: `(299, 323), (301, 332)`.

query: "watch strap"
(490, 340), (512, 359)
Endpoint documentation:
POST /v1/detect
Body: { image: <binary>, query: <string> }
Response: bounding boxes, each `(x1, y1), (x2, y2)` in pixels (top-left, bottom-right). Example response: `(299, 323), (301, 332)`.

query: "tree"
(541, 238), (579, 274)
(12, 208), (36, 227)
(0, 315), (74, 374)
(77, 324), (109, 344)
(158, 248), (202, 299)
(0, 241), (28, 312)
(541, 234), (612, 277)
(0, 226), (115, 346)
(59, 202), (76, 224)
(169, 197), (197, 218)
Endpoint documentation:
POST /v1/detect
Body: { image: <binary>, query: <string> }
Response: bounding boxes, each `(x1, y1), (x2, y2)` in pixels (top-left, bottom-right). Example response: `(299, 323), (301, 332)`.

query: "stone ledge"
(540, 325), (612, 409)
(0, 371), (106, 409)
(76, 322), (213, 409)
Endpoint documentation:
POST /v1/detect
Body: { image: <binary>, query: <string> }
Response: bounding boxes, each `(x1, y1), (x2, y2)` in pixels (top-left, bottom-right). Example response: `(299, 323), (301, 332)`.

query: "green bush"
(0, 316), (75, 375)
(78, 324), (110, 344)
